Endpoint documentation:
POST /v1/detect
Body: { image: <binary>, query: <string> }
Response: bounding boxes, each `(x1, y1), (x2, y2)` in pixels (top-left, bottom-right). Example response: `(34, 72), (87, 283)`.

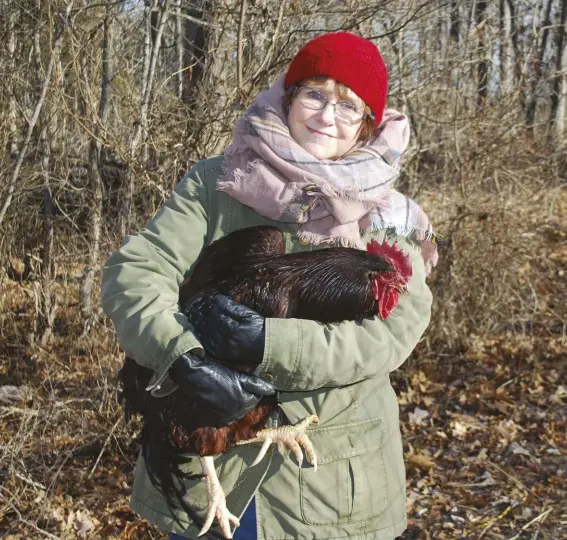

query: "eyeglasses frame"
(292, 85), (374, 125)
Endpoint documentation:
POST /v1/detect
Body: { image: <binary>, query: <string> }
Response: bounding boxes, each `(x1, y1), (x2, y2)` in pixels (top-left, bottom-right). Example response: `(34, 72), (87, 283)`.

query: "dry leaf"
(73, 510), (96, 538)
(409, 407), (429, 425)
(408, 453), (436, 471)
(0, 385), (30, 405)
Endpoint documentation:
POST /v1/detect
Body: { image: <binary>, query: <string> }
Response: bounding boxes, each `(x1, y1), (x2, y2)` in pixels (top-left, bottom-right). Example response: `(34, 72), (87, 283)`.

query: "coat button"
(298, 238), (310, 246)
(264, 373), (274, 382)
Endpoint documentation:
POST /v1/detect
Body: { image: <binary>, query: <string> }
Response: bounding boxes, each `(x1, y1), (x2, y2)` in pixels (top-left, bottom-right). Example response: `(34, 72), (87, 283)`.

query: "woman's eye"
(338, 101), (358, 112)
(307, 90), (325, 101)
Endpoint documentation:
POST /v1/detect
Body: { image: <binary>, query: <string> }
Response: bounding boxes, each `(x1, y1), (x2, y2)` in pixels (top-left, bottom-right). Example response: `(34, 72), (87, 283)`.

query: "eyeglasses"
(294, 86), (371, 125)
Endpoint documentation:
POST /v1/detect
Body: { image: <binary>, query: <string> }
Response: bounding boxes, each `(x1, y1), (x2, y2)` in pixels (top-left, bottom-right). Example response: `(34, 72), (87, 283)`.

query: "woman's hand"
(186, 295), (266, 365)
(169, 353), (274, 426)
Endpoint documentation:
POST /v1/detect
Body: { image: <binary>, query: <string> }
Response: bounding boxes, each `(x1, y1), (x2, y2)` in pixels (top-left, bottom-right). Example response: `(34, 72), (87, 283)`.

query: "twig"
(477, 519), (497, 539)
(506, 507), (553, 540)
(88, 417), (121, 478)
(478, 493), (529, 539)
(14, 471), (46, 491)
(0, 0), (74, 228)
(486, 459), (535, 495)
(475, 461), (536, 540)
(0, 406), (39, 418)
(251, 1), (286, 82)
(0, 489), (59, 540)
(236, 0), (247, 92)
(164, 7), (222, 29)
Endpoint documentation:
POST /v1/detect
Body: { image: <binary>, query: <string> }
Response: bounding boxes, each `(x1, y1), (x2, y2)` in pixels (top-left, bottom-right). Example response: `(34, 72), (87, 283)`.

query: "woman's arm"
(255, 235), (433, 391)
(100, 161), (210, 380)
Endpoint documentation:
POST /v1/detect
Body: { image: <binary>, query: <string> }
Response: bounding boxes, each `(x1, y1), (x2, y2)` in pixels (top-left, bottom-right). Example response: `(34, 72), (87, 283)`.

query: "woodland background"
(0, 0), (565, 538)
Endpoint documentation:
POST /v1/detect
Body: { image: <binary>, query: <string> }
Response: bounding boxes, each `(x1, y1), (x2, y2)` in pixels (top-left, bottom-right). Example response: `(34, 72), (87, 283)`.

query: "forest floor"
(394, 345), (566, 539)
(1, 285), (565, 540)
(1, 187), (566, 539)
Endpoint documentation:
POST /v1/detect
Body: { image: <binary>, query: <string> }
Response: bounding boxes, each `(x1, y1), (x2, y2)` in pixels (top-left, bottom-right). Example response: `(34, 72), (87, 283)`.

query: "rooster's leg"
(198, 456), (240, 539)
(236, 415), (319, 471)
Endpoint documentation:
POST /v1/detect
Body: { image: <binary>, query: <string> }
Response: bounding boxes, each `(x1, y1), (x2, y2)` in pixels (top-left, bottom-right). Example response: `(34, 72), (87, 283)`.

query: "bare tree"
(551, 0), (567, 140)
(140, 1), (156, 111)
(34, 1), (59, 345)
(386, 26), (421, 148)
(0, 1), (74, 228)
(80, 1), (115, 320)
(525, 0), (553, 135)
(449, 0), (460, 45)
(499, 0), (516, 95)
(181, 0), (211, 106)
(120, 0), (171, 237)
(7, 4), (18, 157)
(475, 0), (489, 109)
(237, 0), (247, 93)
(174, 0), (184, 99)
(1, 0), (566, 343)
(37, 121), (58, 345)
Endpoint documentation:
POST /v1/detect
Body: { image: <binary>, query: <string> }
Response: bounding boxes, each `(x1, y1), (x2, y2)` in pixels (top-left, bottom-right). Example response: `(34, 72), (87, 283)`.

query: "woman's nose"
(317, 102), (336, 124)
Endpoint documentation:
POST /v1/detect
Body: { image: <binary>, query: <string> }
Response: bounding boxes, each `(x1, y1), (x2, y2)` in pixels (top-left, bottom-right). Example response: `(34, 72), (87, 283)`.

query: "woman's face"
(287, 78), (365, 160)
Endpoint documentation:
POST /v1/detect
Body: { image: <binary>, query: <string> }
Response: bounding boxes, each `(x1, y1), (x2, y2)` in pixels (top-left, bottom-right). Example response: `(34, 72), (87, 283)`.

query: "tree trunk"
(551, 0), (567, 141)
(525, 0), (553, 135)
(0, 0), (74, 229)
(449, 0), (459, 45)
(387, 27), (421, 148)
(181, 0), (209, 106)
(80, 1), (114, 321)
(175, 0), (184, 99)
(140, 1), (155, 114)
(140, 0), (170, 151)
(7, 6), (18, 157)
(475, 0), (489, 109)
(38, 123), (58, 346)
(237, 0), (247, 92)
(33, 1), (60, 345)
(499, 0), (516, 95)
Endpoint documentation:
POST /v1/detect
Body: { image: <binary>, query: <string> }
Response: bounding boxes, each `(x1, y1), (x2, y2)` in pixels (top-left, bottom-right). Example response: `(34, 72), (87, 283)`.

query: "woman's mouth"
(307, 127), (334, 138)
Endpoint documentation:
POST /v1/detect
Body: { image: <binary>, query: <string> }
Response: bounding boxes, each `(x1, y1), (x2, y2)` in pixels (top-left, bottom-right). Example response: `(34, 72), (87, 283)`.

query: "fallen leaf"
(409, 407), (429, 425)
(73, 509), (96, 538)
(407, 452), (436, 471)
(0, 385), (30, 405)
(508, 442), (531, 456)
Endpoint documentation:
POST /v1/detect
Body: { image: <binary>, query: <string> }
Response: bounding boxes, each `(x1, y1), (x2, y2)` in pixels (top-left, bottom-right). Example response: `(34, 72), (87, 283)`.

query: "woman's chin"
(302, 143), (337, 161)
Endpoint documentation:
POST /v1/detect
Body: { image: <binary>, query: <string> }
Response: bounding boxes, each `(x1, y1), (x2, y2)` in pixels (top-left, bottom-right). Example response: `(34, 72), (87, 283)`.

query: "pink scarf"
(218, 74), (438, 274)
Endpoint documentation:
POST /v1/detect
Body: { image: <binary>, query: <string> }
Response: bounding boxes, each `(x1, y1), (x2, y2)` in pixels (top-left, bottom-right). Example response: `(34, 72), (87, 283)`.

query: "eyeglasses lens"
(296, 88), (363, 124)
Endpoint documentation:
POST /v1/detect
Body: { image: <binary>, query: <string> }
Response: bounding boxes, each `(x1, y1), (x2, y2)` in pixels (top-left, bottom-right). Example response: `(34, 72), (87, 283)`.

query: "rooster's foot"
(237, 415), (319, 471)
(198, 456), (240, 538)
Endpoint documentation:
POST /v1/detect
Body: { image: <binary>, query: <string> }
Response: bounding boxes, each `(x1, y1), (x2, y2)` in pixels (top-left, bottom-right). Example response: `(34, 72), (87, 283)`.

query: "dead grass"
(0, 282), (156, 538)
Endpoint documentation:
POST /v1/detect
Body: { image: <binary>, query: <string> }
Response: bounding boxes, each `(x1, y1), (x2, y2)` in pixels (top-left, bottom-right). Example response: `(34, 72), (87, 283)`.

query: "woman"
(101, 32), (436, 540)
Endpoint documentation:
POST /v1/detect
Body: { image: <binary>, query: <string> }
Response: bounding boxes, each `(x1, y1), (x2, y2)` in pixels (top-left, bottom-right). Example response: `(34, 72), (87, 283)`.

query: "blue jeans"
(169, 498), (256, 540)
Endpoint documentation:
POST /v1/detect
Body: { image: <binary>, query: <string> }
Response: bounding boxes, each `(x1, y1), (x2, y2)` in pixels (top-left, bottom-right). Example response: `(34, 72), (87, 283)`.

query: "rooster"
(119, 225), (413, 538)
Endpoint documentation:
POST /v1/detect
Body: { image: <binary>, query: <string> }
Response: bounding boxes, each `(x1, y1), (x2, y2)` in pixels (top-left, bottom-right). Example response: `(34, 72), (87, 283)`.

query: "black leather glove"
(169, 353), (274, 427)
(185, 295), (266, 366)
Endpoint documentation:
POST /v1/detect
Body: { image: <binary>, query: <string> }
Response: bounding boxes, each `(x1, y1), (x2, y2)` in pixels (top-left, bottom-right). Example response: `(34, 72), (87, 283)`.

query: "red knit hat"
(285, 32), (388, 127)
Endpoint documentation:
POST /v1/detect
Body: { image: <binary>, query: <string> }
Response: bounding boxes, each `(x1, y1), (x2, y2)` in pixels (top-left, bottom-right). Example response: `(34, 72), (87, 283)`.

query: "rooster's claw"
(198, 456), (240, 538)
(237, 415), (319, 471)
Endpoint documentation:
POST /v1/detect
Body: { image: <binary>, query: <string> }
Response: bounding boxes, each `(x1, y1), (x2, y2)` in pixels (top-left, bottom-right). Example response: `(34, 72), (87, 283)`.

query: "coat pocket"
(299, 418), (388, 525)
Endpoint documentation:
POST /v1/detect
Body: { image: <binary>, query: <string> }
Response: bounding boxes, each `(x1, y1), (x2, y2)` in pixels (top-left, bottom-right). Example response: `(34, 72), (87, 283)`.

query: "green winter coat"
(101, 156), (433, 540)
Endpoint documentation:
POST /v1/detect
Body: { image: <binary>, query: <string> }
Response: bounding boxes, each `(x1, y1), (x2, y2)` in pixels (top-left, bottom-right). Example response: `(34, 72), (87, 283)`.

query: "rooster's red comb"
(366, 239), (413, 281)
